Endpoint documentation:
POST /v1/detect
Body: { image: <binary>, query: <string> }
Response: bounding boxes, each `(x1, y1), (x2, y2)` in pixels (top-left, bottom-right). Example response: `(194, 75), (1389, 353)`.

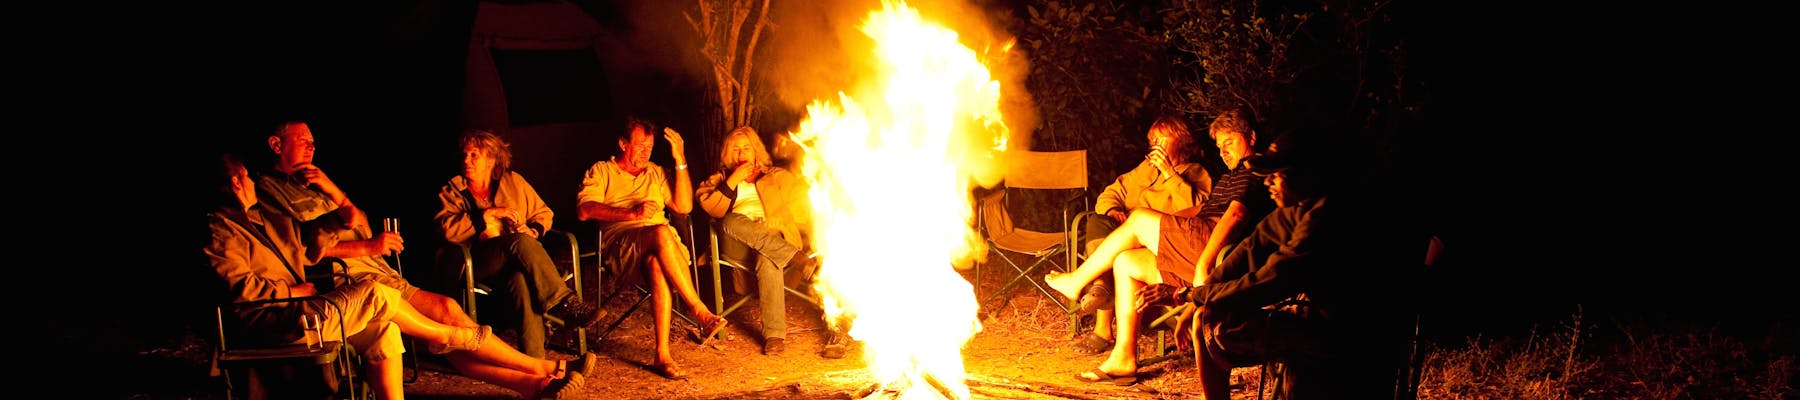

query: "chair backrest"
(1002, 150), (1087, 190)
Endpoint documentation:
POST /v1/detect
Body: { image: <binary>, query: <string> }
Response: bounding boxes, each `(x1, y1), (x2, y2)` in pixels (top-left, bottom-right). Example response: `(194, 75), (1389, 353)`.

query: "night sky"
(59, 0), (1784, 345)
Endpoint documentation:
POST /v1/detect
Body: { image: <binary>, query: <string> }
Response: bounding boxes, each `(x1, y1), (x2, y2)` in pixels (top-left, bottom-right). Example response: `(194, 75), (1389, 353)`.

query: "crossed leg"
(1047, 209), (1166, 302)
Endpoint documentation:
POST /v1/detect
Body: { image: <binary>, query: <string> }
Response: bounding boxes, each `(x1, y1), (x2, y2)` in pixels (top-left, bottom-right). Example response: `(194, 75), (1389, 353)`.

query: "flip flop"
(695, 316), (731, 346)
(1071, 333), (1113, 355)
(649, 363), (689, 380)
(1074, 368), (1138, 386)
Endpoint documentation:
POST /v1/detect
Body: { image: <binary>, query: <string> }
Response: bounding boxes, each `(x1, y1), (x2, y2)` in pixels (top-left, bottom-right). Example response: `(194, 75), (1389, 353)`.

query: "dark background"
(50, 0), (1787, 356)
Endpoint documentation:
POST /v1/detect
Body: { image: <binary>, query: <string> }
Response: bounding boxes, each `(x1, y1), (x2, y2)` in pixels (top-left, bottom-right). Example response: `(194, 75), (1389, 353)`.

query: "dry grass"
(1419, 308), (1794, 400)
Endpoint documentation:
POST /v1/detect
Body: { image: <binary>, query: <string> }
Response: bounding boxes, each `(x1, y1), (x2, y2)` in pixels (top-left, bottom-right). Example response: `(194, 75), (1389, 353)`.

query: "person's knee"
(355, 321), (404, 362)
(1125, 209), (1161, 226)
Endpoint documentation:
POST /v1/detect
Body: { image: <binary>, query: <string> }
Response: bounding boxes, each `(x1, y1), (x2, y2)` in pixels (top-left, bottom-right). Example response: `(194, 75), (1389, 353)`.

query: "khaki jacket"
(696, 166), (813, 246)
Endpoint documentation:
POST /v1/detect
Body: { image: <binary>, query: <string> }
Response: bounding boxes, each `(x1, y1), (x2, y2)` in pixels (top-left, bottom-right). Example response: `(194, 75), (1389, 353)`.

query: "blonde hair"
(718, 126), (772, 171)
(459, 129), (512, 182)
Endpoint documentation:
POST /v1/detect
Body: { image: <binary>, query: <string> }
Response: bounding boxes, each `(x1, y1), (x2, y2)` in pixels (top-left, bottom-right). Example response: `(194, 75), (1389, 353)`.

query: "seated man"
(577, 117), (727, 380)
(695, 126), (817, 356)
(1071, 115), (1212, 355)
(1172, 144), (1420, 398)
(208, 153), (589, 399)
(256, 121), (597, 379)
(1046, 109), (1275, 381)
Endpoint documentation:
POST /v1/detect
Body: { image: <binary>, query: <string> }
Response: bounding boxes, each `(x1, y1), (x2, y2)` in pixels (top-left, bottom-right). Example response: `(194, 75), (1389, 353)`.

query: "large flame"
(789, 1), (1016, 398)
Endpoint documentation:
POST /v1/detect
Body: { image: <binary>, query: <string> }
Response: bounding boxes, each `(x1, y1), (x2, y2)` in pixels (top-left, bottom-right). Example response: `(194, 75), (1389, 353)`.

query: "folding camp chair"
(213, 258), (365, 400)
(700, 212), (823, 340)
(973, 149), (1088, 336)
(591, 212), (708, 343)
(438, 229), (588, 356)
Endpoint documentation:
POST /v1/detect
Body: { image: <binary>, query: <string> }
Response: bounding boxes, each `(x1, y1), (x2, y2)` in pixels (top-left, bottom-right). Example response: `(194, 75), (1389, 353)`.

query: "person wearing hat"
(1171, 139), (1424, 398)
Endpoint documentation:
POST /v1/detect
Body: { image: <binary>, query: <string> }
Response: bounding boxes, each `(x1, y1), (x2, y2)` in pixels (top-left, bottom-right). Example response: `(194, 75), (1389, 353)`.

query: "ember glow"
(789, 1), (1019, 398)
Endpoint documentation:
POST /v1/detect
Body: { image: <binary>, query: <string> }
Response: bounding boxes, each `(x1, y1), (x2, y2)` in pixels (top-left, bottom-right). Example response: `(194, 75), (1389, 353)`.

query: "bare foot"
(1044, 272), (1083, 303)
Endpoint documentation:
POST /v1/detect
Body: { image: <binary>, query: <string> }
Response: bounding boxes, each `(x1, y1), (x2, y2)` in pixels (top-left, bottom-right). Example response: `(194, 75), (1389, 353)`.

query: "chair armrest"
(215, 294), (348, 351)
(543, 229), (582, 300)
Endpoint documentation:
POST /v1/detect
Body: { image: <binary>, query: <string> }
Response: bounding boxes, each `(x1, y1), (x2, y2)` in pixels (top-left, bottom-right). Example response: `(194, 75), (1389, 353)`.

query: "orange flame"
(788, 1), (1018, 398)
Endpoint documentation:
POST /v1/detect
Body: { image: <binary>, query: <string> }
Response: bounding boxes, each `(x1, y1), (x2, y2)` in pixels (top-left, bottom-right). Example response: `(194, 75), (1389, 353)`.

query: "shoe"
(537, 371), (585, 399)
(821, 332), (851, 359)
(1070, 333), (1113, 355)
(763, 337), (787, 355)
(1076, 281), (1113, 315)
(549, 300), (607, 329)
(567, 352), (598, 378)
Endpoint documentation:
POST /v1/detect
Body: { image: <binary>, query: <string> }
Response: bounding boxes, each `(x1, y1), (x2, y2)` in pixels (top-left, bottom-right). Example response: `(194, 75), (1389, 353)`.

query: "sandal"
(1073, 368), (1138, 386)
(694, 315), (730, 346)
(649, 362), (689, 380)
(1070, 333), (1113, 355)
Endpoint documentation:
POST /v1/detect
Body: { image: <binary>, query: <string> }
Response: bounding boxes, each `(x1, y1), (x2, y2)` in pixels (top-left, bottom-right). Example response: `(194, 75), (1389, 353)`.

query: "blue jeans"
(718, 213), (802, 340)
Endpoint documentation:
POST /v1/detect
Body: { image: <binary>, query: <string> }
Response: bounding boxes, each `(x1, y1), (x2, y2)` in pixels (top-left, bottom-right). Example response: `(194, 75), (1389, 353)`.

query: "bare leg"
(649, 257), (678, 368)
(1048, 210), (1164, 301)
(368, 352), (404, 400)
(1197, 339), (1232, 400)
(454, 361), (553, 395)
(1097, 249), (1162, 376)
(372, 285), (557, 378)
(407, 289), (559, 395)
(654, 226), (716, 318)
(1093, 309), (1114, 339)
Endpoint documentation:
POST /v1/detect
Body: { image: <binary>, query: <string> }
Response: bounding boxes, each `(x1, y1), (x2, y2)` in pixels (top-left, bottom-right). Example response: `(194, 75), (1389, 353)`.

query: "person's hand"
(1135, 283), (1179, 315)
(638, 202), (660, 220)
(664, 127), (687, 166)
(728, 162), (759, 187)
(292, 163), (346, 199)
(370, 232), (404, 256)
(1176, 286), (1196, 305)
(1147, 146), (1174, 177)
(1107, 209), (1129, 223)
(290, 283), (318, 298)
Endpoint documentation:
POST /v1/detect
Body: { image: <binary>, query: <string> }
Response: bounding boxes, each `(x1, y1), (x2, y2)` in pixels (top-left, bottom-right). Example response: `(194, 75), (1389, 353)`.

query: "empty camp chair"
(973, 149), (1088, 336)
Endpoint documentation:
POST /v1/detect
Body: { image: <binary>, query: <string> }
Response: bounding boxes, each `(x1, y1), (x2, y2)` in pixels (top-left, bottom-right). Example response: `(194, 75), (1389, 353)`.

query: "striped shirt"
(1196, 164), (1272, 219)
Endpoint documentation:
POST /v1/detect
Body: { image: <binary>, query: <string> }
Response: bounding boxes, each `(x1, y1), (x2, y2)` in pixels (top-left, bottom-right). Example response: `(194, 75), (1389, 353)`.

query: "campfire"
(788, 1), (1024, 399)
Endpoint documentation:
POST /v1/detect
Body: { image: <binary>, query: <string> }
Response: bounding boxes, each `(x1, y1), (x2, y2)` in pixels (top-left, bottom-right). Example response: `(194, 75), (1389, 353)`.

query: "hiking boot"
(549, 300), (606, 329)
(821, 332), (851, 359)
(763, 337), (787, 355)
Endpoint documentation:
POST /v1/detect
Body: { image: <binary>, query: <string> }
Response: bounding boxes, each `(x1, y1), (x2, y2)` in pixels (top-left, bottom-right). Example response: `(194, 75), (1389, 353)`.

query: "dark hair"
(218, 152), (247, 207)
(1147, 115), (1195, 157)
(623, 116), (655, 142)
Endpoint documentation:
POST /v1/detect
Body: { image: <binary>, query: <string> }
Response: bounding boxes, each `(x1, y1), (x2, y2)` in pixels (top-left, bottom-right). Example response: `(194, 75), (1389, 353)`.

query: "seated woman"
(206, 153), (588, 399)
(695, 126), (817, 356)
(434, 129), (605, 358)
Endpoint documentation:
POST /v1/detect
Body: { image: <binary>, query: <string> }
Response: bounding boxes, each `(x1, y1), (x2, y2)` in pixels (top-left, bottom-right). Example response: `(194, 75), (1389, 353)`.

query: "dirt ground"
(107, 253), (1275, 400)
(392, 259), (1269, 400)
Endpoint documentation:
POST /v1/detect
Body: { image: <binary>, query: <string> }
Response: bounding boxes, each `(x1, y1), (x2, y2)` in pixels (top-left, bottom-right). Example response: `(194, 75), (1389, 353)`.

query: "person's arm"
(666, 127), (694, 215)
(1094, 161), (1148, 218)
(1188, 202), (1327, 309)
(695, 172), (735, 219)
(1192, 200), (1249, 282)
(207, 216), (293, 302)
(512, 172), (554, 237)
(577, 161), (654, 222)
(434, 179), (478, 245)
